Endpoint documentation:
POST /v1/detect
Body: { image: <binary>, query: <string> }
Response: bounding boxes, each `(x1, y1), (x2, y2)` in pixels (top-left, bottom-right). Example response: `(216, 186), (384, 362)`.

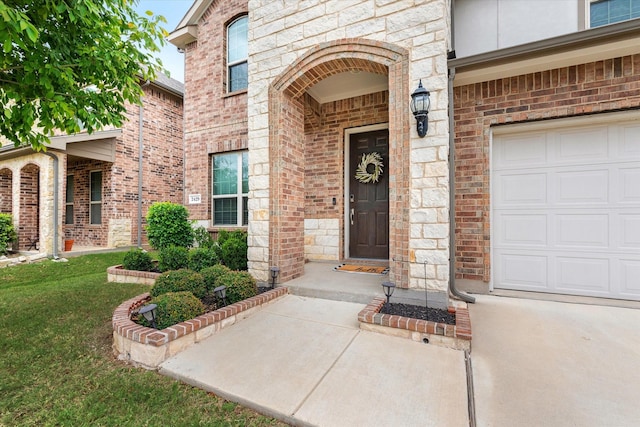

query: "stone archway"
(268, 38), (411, 287)
(19, 163), (40, 250)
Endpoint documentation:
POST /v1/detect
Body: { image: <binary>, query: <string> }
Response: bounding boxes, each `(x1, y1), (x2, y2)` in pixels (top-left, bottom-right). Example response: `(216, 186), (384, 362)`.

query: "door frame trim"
(344, 123), (389, 259)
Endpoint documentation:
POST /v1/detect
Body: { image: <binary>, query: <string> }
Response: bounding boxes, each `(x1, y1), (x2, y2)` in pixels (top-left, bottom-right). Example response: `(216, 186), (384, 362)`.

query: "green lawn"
(0, 252), (284, 426)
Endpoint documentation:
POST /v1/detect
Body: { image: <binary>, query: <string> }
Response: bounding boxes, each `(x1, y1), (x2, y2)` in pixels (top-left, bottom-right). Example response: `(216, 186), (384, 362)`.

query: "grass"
(0, 252), (285, 426)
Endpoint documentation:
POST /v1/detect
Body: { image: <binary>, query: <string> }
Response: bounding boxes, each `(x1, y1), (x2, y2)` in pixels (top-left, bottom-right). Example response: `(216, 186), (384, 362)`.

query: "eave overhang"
(450, 18), (640, 87)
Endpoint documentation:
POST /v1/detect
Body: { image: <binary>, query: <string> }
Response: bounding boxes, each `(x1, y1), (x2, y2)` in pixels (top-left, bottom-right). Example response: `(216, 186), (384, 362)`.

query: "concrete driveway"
(469, 295), (640, 427)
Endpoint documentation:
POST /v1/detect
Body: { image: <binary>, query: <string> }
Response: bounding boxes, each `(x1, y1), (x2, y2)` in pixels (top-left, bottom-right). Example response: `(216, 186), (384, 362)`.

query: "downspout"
(448, 2), (475, 302)
(138, 80), (151, 248)
(43, 152), (59, 258)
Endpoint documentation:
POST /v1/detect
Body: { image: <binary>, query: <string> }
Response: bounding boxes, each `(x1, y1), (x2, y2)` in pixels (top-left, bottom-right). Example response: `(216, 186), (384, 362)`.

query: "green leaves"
(0, 0), (167, 150)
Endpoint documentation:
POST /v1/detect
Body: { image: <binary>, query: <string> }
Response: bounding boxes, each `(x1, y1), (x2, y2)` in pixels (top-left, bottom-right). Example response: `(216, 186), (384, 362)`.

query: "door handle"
(350, 208), (354, 225)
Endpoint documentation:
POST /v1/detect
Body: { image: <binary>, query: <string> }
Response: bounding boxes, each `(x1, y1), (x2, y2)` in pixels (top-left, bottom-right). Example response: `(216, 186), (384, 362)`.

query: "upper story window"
(227, 16), (248, 93)
(590, 0), (640, 27)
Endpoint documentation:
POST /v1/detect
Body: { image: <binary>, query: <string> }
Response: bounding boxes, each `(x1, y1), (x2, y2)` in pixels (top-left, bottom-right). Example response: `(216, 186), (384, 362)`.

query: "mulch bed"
(380, 302), (456, 325)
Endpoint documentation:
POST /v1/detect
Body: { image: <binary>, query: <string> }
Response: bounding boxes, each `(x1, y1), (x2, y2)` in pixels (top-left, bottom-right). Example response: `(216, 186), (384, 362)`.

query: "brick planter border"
(358, 297), (472, 351)
(107, 264), (161, 286)
(113, 287), (288, 369)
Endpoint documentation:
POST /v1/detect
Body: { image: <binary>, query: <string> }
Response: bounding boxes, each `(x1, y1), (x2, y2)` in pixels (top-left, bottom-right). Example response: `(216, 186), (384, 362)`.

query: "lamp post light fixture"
(270, 266), (280, 289)
(410, 79), (431, 137)
(381, 281), (396, 304)
(214, 285), (228, 307)
(139, 303), (158, 329)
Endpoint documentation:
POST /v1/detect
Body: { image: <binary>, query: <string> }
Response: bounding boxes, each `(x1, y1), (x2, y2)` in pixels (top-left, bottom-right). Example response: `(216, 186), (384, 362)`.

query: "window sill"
(223, 89), (247, 99)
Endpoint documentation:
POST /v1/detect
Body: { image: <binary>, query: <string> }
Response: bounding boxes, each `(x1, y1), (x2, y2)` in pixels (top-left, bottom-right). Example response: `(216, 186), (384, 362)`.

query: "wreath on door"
(355, 152), (384, 184)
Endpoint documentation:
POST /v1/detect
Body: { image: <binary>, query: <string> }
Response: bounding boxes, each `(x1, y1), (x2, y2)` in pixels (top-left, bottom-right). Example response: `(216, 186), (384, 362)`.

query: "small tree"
(0, 214), (16, 254)
(145, 202), (194, 250)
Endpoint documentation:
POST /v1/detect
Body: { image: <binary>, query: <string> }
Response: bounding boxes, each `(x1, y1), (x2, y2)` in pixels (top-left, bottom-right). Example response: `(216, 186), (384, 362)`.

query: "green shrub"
(158, 245), (189, 272)
(151, 291), (205, 330)
(193, 226), (214, 249)
(218, 271), (257, 304)
(188, 247), (219, 272)
(200, 264), (231, 294)
(0, 213), (16, 254)
(150, 269), (207, 299)
(146, 202), (194, 250)
(219, 230), (248, 271)
(122, 249), (154, 272)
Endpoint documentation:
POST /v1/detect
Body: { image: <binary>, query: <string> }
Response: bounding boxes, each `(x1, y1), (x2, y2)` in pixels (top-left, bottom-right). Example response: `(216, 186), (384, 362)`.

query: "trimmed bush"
(158, 245), (189, 272)
(151, 291), (205, 330)
(188, 247), (219, 272)
(146, 202), (194, 250)
(193, 226), (214, 249)
(218, 271), (257, 305)
(219, 230), (248, 271)
(200, 264), (231, 294)
(150, 269), (207, 299)
(122, 249), (154, 272)
(0, 213), (16, 254)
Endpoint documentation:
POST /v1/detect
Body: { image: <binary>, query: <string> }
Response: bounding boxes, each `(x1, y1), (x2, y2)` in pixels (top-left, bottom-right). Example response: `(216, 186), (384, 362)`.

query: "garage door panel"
(556, 170), (609, 204)
(555, 257), (610, 294)
(556, 127), (608, 163)
(495, 172), (547, 205)
(620, 260), (640, 297)
(620, 214), (640, 249)
(556, 214), (609, 248)
(620, 168), (640, 202)
(497, 252), (548, 289)
(620, 125), (640, 159)
(496, 213), (547, 246)
(494, 133), (547, 168)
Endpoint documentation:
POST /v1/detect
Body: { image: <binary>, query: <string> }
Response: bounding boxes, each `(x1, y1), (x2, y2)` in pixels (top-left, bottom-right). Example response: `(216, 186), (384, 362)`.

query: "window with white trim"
(227, 15), (248, 93)
(90, 170), (102, 225)
(590, 0), (640, 27)
(65, 175), (74, 225)
(212, 151), (248, 226)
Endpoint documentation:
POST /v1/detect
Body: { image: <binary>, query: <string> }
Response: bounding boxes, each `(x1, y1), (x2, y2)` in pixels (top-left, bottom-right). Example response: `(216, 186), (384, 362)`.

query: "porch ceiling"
(307, 71), (389, 104)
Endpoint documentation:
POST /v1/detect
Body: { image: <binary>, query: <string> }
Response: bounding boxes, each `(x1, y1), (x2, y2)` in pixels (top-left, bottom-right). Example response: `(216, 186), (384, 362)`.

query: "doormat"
(334, 264), (389, 275)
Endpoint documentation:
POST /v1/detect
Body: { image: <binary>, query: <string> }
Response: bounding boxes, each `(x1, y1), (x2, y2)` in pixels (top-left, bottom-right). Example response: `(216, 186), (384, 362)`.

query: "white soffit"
(307, 72), (388, 104)
(454, 38), (640, 87)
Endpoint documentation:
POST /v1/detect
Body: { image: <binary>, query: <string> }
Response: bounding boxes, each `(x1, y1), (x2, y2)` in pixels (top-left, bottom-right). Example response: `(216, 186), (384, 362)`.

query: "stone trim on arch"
(267, 37), (412, 287)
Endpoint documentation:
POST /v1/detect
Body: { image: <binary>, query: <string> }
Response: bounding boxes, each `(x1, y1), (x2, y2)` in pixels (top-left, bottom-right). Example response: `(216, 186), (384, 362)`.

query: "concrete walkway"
(470, 295), (640, 427)
(160, 294), (469, 427)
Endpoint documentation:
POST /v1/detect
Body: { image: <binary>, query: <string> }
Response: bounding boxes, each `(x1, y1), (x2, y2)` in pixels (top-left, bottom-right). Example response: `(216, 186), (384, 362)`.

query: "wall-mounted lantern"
(410, 79), (431, 137)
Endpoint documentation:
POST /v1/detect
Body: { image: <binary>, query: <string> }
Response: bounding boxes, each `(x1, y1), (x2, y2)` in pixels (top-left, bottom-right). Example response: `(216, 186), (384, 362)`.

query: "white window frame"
(65, 174), (74, 225)
(226, 15), (248, 93)
(211, 151), (248, 227)
(89, 170), (102, 225)
(587, 0), (640, 28)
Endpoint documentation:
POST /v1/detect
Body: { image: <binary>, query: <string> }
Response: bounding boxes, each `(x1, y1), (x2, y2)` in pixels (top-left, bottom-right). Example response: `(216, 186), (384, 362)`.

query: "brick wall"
(181, 0), (249, 223)
(453, 54), (640, 282)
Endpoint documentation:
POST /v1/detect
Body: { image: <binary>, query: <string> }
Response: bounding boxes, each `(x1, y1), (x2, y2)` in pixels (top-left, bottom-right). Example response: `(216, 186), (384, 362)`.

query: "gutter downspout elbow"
(448, 67), (475, 304)
(43, 152), (59, 259)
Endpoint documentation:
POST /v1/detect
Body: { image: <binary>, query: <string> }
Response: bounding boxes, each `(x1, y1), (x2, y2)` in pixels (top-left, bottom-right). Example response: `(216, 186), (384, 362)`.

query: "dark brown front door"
(349, 129), (389, 259)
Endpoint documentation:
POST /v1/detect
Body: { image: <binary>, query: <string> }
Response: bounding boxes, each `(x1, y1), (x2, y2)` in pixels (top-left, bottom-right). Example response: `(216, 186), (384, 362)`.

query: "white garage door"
(493, 117), (640, 300)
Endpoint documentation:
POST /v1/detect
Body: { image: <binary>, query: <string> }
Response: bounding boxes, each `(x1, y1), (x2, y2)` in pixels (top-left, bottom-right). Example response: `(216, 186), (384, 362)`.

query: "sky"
(135, 1), (194, 83)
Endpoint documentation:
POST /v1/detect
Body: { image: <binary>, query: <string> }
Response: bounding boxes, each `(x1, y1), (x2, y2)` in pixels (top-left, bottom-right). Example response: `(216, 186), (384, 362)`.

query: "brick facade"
(181, 0), (249, 224)
(453, 54), (640, 283)
(0, 79), (183, 254)
(62, 83), (184, 248)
